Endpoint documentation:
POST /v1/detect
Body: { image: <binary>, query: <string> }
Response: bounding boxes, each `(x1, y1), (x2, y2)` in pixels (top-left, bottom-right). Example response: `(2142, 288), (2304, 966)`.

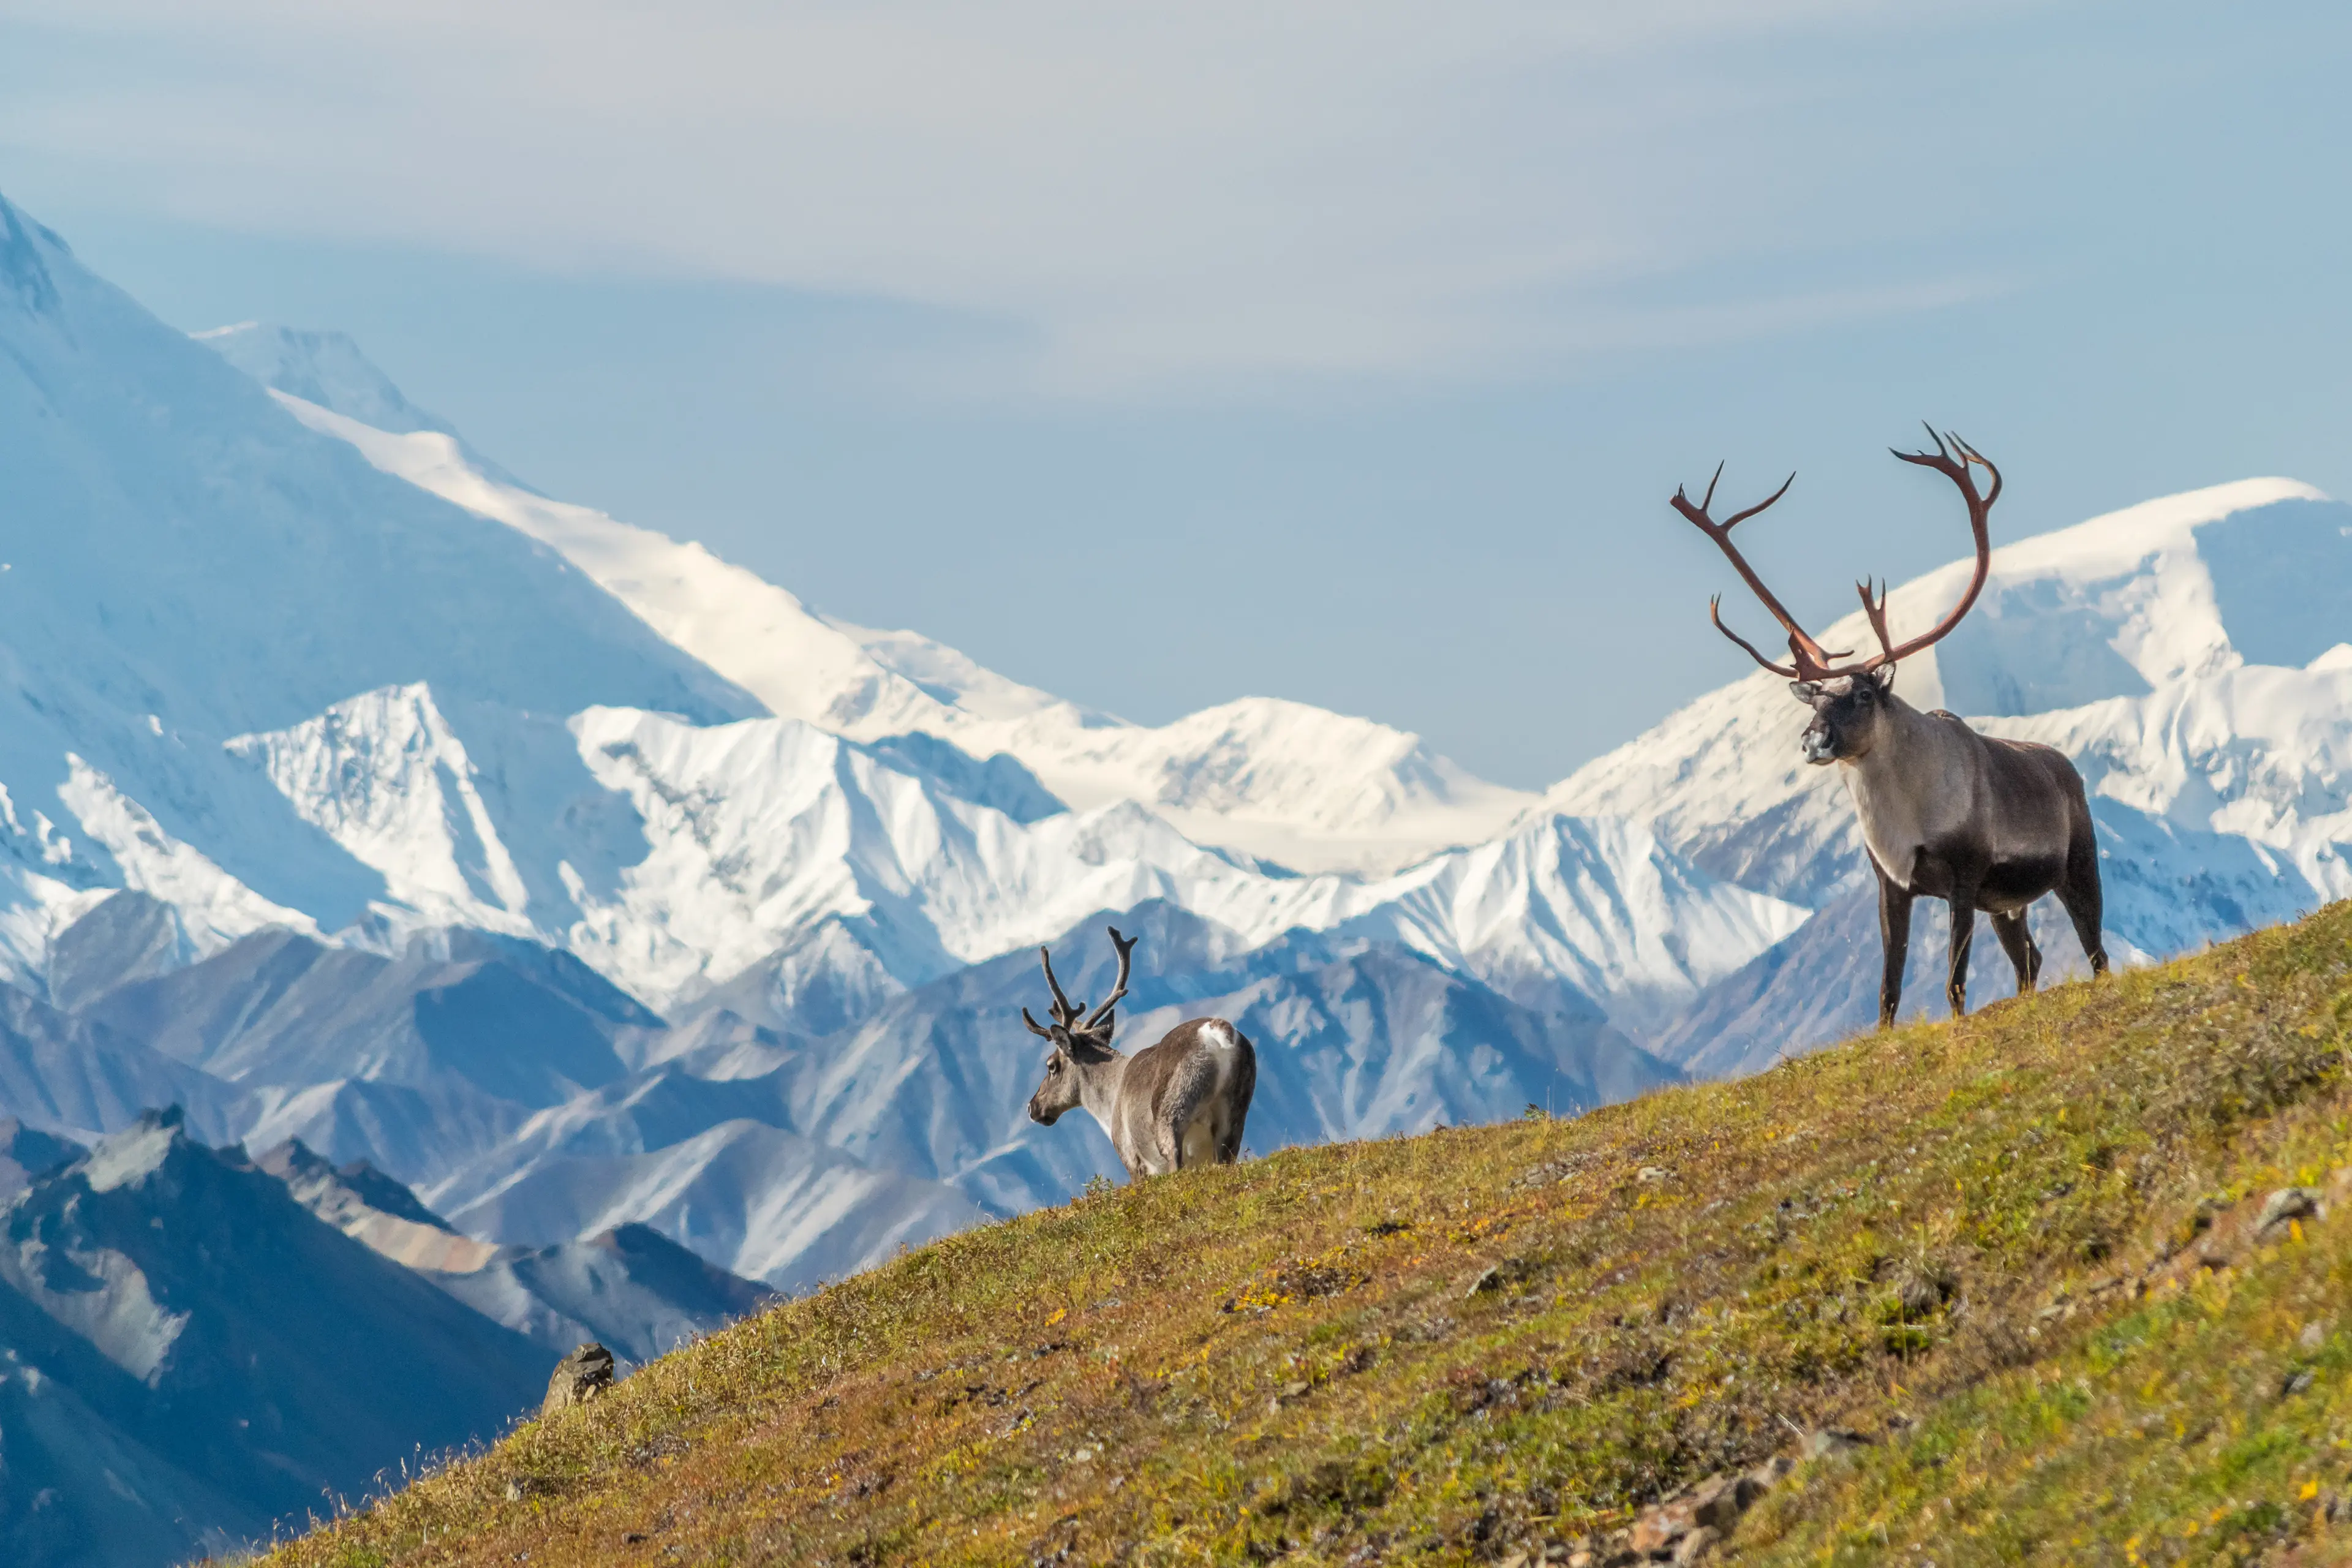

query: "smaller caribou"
(1021, 926), (1256, 1178)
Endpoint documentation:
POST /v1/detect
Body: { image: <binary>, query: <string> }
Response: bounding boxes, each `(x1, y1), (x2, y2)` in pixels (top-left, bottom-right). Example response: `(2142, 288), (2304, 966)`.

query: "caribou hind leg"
(1875, 867), (1913, 1030)
(1989, 908), (2041, 998)
(1944, 875), (1984, 1019)
(2057, 832), (2110, 978)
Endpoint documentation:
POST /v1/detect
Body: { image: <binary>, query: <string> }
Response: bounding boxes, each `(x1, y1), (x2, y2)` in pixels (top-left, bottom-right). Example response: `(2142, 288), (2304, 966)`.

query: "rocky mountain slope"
(0, 1110), (556, 1568)
(256, 1137), (774, 1365)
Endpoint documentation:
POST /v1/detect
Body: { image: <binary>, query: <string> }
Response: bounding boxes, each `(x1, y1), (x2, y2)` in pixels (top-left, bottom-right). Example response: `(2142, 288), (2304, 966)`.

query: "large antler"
(1860, 426), (1999, 669)
(1668, 465), (1850, 682)
(1668, 425), (2000, 681)
(1020, 925), (1140, 1046)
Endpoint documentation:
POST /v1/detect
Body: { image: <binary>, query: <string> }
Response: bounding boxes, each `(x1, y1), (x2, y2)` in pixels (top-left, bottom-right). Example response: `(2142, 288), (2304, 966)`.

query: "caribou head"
(1792, 670), (1898, 766)
(1020, 925), (1136, 1126)
(1668, 425), (2001, 766)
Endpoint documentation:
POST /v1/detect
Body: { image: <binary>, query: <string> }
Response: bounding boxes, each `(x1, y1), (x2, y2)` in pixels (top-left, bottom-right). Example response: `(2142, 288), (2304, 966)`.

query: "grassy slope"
(261, 902), (2352, 1567)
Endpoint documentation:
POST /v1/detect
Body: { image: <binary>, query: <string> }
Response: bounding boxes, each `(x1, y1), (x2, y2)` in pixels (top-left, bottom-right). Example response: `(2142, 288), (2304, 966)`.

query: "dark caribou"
(1668, 427), (2110, 1027)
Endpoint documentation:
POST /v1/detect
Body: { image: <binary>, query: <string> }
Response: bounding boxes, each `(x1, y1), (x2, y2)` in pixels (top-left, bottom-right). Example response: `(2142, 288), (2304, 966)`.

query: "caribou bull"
(1669, 428), (2109, 1027)
(1021, 926), (1257, 1178)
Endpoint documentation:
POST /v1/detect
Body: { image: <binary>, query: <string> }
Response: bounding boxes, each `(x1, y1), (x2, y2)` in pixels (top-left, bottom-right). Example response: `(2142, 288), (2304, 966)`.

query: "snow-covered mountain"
(1, 174), (2333, 1195)
(265, 388), (1537, 877)
(0, 192), (760, 992)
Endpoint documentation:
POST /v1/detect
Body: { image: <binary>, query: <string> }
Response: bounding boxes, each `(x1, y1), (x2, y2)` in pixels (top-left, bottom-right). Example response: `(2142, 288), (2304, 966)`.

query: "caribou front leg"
(1875, 865), (1913, 1030)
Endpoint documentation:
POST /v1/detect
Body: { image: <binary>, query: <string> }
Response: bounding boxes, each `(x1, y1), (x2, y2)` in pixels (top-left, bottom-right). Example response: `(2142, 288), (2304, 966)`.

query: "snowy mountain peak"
(193, 322), (456, 438)
(259, 374), (1537, 875)
(1822, 475), (2335, 717)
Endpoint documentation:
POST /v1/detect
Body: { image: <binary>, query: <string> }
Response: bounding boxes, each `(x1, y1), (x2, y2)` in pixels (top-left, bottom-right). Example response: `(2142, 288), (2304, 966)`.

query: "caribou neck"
(1068, 1048), (1132, 1134)
(1837, 688), (1971, 891)
(1849, 687), (1943, 766)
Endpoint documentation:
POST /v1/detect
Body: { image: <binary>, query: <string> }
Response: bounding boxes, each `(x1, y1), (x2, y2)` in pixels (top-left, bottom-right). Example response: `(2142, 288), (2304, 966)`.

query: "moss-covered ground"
(257, 900), (2352, 1566)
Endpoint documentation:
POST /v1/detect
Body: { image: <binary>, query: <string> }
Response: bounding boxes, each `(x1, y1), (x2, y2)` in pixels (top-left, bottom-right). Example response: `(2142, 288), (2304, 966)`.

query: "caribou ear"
(1871, 665), (1897, 690)
(1789, 680), (1822, 702)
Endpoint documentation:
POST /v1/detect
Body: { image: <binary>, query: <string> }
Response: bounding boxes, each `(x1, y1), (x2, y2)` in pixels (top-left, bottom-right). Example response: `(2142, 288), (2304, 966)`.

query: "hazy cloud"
(2, 1), (2055, 386)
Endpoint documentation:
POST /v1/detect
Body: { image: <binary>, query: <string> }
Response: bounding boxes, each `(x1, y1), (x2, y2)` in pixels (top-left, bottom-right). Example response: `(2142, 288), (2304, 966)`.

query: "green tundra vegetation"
(258, 899), (2352, 1566)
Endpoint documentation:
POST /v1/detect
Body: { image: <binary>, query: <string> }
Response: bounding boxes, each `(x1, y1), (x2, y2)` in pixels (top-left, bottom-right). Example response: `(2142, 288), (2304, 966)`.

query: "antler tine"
(1855, 577), (1896, 662)
(1708, 596), (1799, 679)
(1720, 470), (1797, 530)
(1890, 423), (1965, 481)
(1698, 460), (1724, 513)
(1950, 432), (2002, 508)
(1079, 925), (1139, 1035)
(1020, 1006), (1056, 1040)
(1036, 945), (1082, 1028)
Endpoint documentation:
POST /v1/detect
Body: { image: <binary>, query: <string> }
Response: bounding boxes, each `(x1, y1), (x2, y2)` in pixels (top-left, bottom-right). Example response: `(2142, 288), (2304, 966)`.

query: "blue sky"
(3, 1), (2348, 786)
